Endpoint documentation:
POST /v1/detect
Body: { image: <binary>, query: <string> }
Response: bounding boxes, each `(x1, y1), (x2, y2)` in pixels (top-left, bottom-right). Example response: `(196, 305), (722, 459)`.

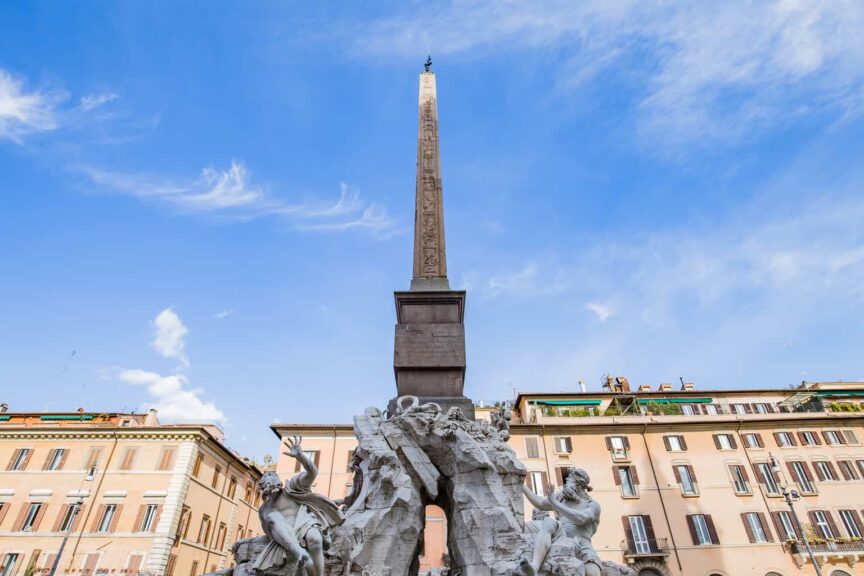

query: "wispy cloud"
(585, 302), (614, 322)
(79, 162), (397, 236)
(214, 309), (234, 319)
(151, 307), (189, 368)
(78, 92), (118, 112)
(0, 69), (63, 142)
(354, 1), (864, 145)
(118, 369), (225, 423)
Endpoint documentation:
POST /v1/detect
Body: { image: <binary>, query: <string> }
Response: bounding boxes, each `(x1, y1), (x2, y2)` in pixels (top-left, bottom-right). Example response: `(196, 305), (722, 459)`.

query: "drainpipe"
(641, 423), (683, 575)
(203, 438), (230, 572)
(735, 421), (774, 516)
(326, 428), (338, 498)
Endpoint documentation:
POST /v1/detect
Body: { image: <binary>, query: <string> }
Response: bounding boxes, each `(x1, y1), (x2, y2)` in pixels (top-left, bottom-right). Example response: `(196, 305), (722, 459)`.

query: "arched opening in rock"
(418, 504), (448, 574)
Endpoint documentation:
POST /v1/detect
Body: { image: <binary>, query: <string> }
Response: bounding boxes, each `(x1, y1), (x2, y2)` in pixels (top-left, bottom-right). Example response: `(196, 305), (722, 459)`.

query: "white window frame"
(824, 431), (841, 445)
(693, 514), (712, 545)
(528, 472), (544, 495)
(139, 504), (158, 532)
(733, 404), (747, 415)
(47, 448), (66, 471)
(756, 463), (780, 494)
(681, 404), (695, 416)
(1, 554), (20, 576)
(801, 431), (817, 446)
(839, 510), (862, 539)
(745, 512), (768, 543)
(629, 516), (650, 554)
(754, 403), (768, 414)
(677, 465), (697, 495)
(813, 511), (834, 539)
(790, 461), (815, 494)
(815, 461), (836, 481)
(717, 434), (733, 450)
(11, 448), (30, 471)
(21, 503), (42, 532)
(609, 436), (627, 460)
(58, 503), (78, 532)
(618, 467), (637, 497)
(97, 504), (117, 533)
(777, 511), (797, 541)
(553, 437), (571, 453)
(667, 436), (683, 452)
(730, 465), (749, 494)
(777, 432), (793, 447)
(704, 404), (718, 415)
(744, 434), (760, 449)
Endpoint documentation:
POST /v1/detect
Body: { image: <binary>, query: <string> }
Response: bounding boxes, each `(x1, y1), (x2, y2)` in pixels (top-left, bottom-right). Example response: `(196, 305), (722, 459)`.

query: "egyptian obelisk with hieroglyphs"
(391, 60), (473, 419)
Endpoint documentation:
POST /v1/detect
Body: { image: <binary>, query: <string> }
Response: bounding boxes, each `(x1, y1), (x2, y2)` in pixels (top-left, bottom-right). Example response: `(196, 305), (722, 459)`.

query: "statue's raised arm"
(284, 435), (317, 489)
(522, 481), (554, 511)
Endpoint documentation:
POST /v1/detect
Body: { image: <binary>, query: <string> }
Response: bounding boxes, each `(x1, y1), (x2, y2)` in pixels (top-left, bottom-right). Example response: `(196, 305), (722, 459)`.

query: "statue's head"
(562, 468), (592, 500)
(258, 471), (282, 497)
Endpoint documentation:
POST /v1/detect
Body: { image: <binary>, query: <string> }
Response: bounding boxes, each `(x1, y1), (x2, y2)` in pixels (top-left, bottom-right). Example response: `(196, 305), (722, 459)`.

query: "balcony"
(790, 539), (864, 568)
(622, 537), (670, 559)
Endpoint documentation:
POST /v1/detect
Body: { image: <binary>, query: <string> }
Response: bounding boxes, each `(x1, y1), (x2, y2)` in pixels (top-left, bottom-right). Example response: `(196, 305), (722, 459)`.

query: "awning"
(637, 397), (713, 405)
(40, 415), (95, 421)
(815, 391), (864, 398)
(0, 415), (9, 421)
(777, 392), (816, 408)
(531, 400), (602, 406)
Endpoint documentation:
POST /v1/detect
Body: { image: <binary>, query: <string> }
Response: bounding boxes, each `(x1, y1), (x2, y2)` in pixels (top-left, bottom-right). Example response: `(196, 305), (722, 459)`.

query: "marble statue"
(523, 469), (602, 576)
(520, 505), (565, 575)
(235, 436), (344, 576)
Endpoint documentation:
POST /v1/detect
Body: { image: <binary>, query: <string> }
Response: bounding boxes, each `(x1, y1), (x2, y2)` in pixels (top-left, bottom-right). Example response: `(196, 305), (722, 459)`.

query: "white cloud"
(585, 302), (614, 322)
(118, 369), (225, 423)
(354, 1), (864, 145)
(0, 69), (62, 142)
(150, 308), (189, 367)
(79, 162), (396, 236)
(214, 309), (234, 319)
(78, 92), (118, 112)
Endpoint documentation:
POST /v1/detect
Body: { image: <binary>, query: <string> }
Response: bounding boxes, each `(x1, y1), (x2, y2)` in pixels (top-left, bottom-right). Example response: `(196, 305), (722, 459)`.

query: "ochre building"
(0, 408), (263, 576)
(272, 380), (864, 576)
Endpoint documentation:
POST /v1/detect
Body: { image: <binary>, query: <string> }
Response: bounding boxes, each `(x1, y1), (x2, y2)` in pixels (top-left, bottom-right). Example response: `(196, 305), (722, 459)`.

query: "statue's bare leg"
(267, 515), (309, 566)
(531, 527), (553, 573)
(305, 528), (325, 576)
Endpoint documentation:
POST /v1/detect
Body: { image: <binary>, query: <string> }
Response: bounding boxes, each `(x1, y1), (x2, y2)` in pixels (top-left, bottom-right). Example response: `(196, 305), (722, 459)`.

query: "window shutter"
(0, 502), (8, 527)
(565, 437), (573, 453)
(797, 432), (807, 444)
(821, 431), (832, 444)
(42, 450), (55, 470)
(813, 433), (822, 445)
(757, 513), (773, 542)
(737, 464), (749, 482)
(605, 437), (613, 450)
(741, 513), (755, 543)
(525, 438), (539, 458)
(109, 504), (123, 533)
(712, 435), (721, 449)
(622, 437), (631, 449)
(729, 435), (738, 449)
(786, 461), (798, 483)
(705, 515), (719, 544)
(755, 434), (764, 448)
(770, 512), (786, 540)
(70, 504), (85, 531)
(622, 516), (635, 550)
(839, 461), (853, 481)
(90, 504), (106, 531)
(152, 505), (162, 533)
(687, 465), (698, 483)
(673, 465), (682, 483)
(814, 463), (826, 481)
(825, 511), (840, 538)
(58, 449), (69, 470)
(843, 430), (859, 444)
(679, 436), (688, 451)
(612, 467), (621, 486)
(631, 466), (640, 485)
(807, 511), (819, 534)
(663, 437), (671, 451)
(774, 432), (783, 446)
(743, 403), (753, 414)
(787, 433), (797, 446)
(540, 471), (548, 493)
(686, 515), (699, 545)
(643, 515), (656, 543)
(313, 451), (321, 467)
(556, 467), (565, 486)
(751, 463), (764, 484)
(52, 504), (69, 532)
(31, 504), (47, 531)
(134, 505), (146, 532)
(848, 510), (864, 536)
(20, 449), (33, 471)
(13, 503), (31, 531)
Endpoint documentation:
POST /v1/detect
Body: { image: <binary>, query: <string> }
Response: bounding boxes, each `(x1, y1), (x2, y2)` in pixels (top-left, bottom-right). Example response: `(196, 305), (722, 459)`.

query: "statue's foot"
(297, 551), (311, 571)
(517, 558), (536, 576)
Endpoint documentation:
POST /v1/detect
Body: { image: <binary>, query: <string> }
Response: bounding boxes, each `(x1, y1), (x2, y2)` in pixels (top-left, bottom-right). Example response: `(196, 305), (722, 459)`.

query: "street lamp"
(48, 465), (96, 576)
(770, 455), (822, 576)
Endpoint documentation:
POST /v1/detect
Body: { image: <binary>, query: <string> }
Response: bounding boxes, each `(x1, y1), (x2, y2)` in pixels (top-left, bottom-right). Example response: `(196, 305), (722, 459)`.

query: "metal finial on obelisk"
(411, 58), (449, 290)
(424, 55), (432, 72)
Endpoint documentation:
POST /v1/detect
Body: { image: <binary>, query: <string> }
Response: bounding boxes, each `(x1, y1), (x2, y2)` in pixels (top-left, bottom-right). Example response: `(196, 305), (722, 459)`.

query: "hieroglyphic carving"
(413, 73), (448, 281)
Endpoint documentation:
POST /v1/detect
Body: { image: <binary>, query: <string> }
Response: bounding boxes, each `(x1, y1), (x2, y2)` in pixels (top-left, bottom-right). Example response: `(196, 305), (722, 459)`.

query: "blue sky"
(2, 1), (863, 458)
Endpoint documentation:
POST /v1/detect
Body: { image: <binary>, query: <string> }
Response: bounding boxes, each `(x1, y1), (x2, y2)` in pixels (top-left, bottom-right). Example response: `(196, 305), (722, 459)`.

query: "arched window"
(829, 571), (851, 576)
(765, 572), (783, 576)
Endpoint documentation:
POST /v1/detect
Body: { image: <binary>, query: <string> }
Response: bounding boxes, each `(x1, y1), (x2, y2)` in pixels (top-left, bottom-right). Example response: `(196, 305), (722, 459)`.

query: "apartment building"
(272, 381), (864, 576)
(0, 408), (263, 576)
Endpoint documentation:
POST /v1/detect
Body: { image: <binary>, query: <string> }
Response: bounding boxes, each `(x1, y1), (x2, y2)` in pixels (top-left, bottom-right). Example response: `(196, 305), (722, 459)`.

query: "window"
(176, 506), (191, 541)
(85, 447), (104, 470)
(211, 465), (222, 489)
(664, 435), (686, 452)
(814, 460), (838, 482)
(842, 430), (859, 444)
(743, 433), (764, 449)
(228, 477), (238, 499)
(774, 432), (795, 447)
(812, 510), (836, 539)
(751, 462), (779, 494)
(243, 481), (253, 502)
(166, 555), (177, 576)
(703, 404), (718, 415)
(44, 448), (67, 471)
(190, 561), (199, 576)
(753, 403), (771, 414)
(19, 502), (43, 532)
(799, 431), (820, 446)
(215, 522), (228, 549)
(126, 554), (144, 573)
(713, 434), (736, 450)
(857, 460), (864, 479)
(614, 466), (639, 497)
(788, 461), (816, 494)
(837, 460), (859, 481)
(96, 504), (118, 533)
(138, 504), (159, 532)
(237, 524), (245, 542)
(525, 437), (540, 458)
(119, 447), (138, 471)
(627, 515), (652, 554)
(193, 453), (204, 477)
(606, 436), (629, 460)
(687, 514), (718, 545)
(732, 403), (748, 415)
(197, 514), (212, 545)
(839, 510), (863, 538)
(526, 471), (547, 495)
(772, 511), (798, 541)
(681, 404), (695, 416)
(157, 447), (176, 471)
(729, 464), (750, 494)
(294, 450), (320, 471)
(674, 464), (697, 495)
(742, 512), (771, 543)
(57, 503), (80, 532)
(1, 554), (19, 576)
(823, 430), (843, 445)
(7, 448), (31, 471)
(553, 437), (572, 454)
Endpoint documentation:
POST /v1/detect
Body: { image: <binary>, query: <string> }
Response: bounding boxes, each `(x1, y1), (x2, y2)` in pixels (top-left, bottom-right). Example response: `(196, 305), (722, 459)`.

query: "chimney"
(144, 408), (159, 427)
(681, 382), (695, 391)
(578, 380), (586, 393)
(0, 403), (8, 414)
(638, 385), (652, 393)
(659, 383), (673, 392)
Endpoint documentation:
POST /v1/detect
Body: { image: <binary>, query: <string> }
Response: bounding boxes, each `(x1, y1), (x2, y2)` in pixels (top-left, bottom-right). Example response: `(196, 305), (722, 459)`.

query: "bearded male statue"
(240, 436), (344, 576)
(522, 468), (601, 576)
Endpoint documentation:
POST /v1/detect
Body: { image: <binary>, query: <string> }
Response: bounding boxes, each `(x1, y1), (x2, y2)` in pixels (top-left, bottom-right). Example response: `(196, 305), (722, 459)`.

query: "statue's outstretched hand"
(283, 435), (304, 459)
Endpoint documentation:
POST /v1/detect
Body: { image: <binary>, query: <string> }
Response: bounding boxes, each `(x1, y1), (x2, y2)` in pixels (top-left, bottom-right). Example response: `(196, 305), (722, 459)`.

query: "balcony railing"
(622, 537), (670, 557)
(791, 540), (864, 554)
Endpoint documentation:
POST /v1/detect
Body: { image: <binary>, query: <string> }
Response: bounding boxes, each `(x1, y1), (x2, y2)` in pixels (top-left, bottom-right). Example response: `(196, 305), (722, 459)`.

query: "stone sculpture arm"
(548, 493), (599, 525)
(522, 485), (553, 511)
(283, 435), (318, 489)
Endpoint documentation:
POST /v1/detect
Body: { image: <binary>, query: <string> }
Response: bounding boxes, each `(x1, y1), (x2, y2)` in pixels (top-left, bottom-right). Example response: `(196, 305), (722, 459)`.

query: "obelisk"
(391, 59), (473, 419)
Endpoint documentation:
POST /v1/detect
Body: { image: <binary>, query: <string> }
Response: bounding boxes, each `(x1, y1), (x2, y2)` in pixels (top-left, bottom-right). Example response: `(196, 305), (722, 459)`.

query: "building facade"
(0, 409), (263, 576)
(272, 381), (864, 576)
